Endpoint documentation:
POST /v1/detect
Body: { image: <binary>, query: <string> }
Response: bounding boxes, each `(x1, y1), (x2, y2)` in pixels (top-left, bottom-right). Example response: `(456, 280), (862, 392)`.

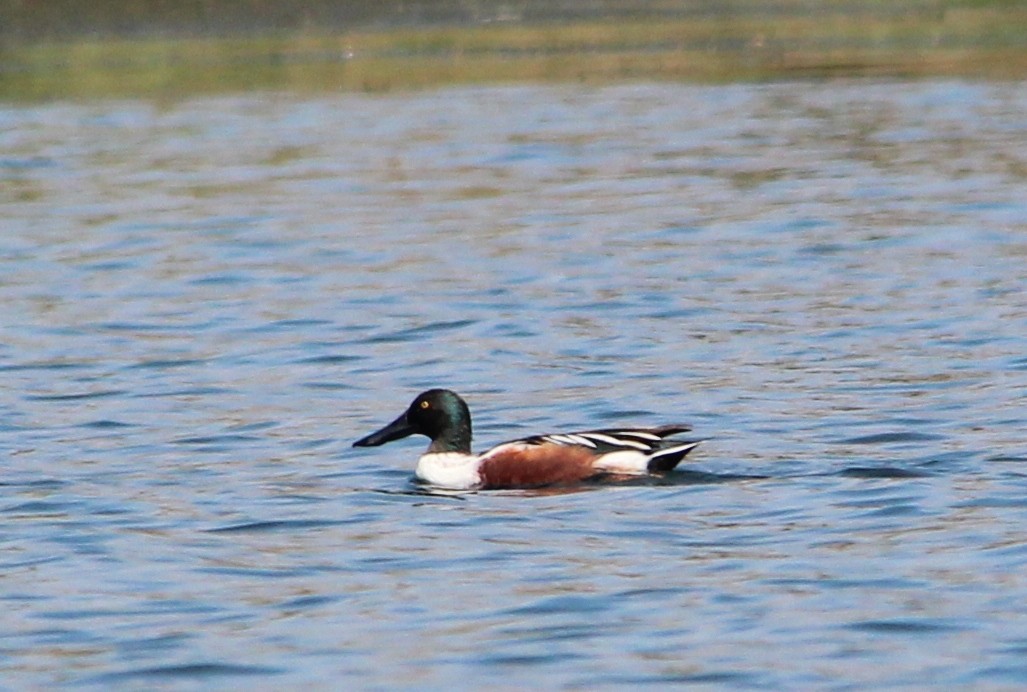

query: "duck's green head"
(353, 389), (473, 454)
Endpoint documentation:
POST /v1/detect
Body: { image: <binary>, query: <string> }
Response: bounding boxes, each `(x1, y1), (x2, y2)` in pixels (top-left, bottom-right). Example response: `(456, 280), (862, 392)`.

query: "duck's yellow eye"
(420, 400), (430, 409)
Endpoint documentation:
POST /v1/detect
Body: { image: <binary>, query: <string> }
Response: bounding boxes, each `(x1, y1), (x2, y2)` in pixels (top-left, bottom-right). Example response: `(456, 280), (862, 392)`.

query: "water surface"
(2, 81), (1027, 687)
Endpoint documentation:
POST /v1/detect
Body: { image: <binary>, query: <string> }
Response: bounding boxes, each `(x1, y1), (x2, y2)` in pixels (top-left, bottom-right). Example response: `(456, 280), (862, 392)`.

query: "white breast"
(415, 452), (482, 489)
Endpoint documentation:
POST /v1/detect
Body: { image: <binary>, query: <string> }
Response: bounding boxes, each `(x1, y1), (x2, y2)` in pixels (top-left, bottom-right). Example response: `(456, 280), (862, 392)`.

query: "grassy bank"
(2, 3), (1026, 100)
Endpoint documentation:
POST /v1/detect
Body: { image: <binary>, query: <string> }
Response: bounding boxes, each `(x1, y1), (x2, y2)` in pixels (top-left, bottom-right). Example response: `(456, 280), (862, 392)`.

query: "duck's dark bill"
(353, 413), (415, 447)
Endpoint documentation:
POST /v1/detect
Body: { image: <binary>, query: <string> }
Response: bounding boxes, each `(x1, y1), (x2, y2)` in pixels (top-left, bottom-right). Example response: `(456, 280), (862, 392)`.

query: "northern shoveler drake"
(352, 389), (701, 490)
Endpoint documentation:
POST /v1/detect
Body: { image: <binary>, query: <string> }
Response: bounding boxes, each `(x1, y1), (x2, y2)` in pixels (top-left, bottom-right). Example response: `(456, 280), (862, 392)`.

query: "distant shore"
(3, 1), (1025, 100)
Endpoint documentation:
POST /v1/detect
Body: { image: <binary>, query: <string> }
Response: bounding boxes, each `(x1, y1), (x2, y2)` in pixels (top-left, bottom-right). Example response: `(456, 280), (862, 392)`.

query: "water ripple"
(86, 663), (285, 684)
(2, 81), (1025, 689)
(839, 431), (946, 444)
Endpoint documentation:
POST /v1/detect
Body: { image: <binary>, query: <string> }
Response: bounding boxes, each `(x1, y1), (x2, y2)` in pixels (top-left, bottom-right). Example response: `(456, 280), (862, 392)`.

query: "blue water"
(2, 81), (1026, 688)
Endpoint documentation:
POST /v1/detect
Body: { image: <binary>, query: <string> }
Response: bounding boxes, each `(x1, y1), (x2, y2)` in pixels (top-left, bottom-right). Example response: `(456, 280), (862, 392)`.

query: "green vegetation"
(2, 1), (1026, 100)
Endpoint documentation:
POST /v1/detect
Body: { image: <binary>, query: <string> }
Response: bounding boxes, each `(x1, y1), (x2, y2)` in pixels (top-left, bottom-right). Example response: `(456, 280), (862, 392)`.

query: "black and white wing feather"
(518, 424), (699, 473)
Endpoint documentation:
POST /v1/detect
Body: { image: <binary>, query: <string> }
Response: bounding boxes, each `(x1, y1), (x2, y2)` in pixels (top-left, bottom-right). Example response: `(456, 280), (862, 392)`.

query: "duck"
(352, 389), (700, 490)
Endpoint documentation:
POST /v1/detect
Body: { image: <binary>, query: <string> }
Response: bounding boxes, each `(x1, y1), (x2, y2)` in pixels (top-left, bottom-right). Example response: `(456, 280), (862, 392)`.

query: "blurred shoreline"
(2, 1), (1025, 99)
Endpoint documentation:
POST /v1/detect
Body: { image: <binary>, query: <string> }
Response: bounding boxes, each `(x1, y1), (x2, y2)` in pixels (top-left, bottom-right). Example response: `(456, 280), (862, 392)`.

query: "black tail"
(646, 440), (702, 473)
